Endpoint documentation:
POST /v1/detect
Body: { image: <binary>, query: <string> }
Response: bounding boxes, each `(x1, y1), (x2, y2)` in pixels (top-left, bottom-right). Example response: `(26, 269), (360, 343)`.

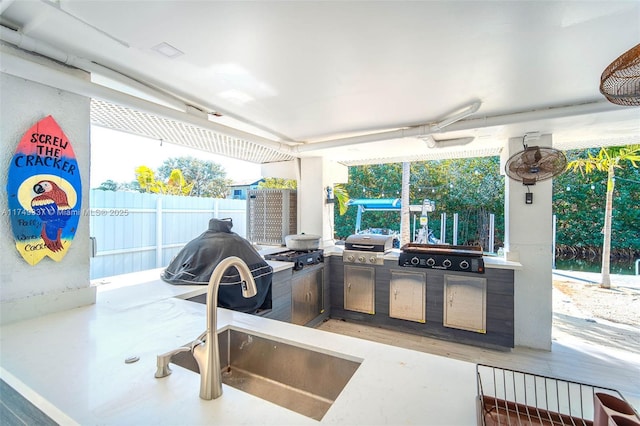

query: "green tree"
(258, 178), (297, 189)
(567, 144), (640, 288)
(338, 163), (404, 237)
(135, 166), (193, 196)
(333, 183), (350, 216)
(157, 156), (231, 198)
(554, 148), (640, 252)
(336, 158), (504, 248)
(135, 166), (161, 193)
(96, 179), (118, 191)
(119, 180), (141, 192)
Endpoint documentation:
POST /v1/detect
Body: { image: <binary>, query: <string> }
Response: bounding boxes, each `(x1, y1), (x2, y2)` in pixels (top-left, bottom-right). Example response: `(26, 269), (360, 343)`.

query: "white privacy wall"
(0, 48), (96, 325)
(89, 190), (247, 279)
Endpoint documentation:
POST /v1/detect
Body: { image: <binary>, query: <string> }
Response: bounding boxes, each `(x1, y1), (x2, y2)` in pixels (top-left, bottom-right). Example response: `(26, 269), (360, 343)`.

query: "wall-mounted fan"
(505, 145), (567, 185)
(600, 43), (640, 106)
(505, 142), (567, 204)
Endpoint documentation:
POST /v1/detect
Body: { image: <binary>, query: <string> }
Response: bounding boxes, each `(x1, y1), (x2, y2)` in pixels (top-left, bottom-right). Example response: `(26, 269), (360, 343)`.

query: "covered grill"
(161, 218), (273, 313)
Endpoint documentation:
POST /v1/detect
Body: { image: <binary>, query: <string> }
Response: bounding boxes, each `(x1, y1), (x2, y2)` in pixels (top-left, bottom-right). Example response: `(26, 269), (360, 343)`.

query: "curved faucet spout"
(192, 256), (258, 400)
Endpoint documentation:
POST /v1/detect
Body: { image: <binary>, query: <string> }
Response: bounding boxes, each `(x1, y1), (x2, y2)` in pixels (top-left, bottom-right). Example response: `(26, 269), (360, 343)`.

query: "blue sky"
(90, 126), (262, 188)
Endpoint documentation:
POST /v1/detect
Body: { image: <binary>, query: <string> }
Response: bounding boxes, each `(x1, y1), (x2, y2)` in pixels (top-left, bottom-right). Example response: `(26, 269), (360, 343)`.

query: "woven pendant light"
(600, 43), (640, 106)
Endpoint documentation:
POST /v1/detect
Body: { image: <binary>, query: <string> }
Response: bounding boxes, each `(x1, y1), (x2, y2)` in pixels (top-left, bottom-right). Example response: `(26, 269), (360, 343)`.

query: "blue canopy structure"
(346, 198), (421, 233)
(347, 198), (402, 209)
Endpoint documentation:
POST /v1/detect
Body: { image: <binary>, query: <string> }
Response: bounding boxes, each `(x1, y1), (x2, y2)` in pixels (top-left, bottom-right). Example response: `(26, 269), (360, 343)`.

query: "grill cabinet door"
(389, 270), (426, 323)
(443, 274), (487, 333)
(291, 266), (323, 325)
(344, 265), (375, 314)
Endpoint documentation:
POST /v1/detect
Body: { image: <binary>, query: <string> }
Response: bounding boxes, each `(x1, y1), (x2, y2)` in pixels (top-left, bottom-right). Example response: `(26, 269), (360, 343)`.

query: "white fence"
(89, 190), (247, 279)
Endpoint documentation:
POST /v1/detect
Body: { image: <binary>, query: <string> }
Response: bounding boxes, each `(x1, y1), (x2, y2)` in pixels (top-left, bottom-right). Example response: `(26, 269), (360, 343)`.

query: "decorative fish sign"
(6, 116), (82, 265)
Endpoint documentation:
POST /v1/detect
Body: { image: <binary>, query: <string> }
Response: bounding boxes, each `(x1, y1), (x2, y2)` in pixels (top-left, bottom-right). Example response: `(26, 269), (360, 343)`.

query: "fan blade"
(520, 146), (542, 164)
(537, 152), (567, 175)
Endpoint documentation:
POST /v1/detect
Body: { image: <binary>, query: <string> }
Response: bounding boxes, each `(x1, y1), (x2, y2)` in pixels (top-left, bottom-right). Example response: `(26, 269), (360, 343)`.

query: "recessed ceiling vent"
(600, 43), (640, 106)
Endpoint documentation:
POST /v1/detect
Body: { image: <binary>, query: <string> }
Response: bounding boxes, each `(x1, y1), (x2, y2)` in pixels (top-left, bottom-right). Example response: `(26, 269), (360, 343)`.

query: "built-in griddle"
(399, 243), (485, 273)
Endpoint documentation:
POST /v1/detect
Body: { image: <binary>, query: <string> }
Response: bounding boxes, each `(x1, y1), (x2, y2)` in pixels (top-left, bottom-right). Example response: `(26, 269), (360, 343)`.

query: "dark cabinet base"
(263, 263), (331, 328)
(329, 257), (514, 350)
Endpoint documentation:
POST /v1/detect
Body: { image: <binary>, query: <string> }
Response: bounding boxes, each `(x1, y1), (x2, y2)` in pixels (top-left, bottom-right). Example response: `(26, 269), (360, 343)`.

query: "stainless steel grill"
(343, 234), (393, 265)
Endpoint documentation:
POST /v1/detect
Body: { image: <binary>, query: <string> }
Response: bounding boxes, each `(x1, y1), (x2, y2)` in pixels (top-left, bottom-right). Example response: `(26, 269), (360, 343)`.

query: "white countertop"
(0, 268), (479, 425)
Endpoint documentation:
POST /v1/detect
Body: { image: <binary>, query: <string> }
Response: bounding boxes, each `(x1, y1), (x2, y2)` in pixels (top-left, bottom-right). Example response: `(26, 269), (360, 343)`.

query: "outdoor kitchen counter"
(323, 245), (523, 270)
(0, 268), (479, 425)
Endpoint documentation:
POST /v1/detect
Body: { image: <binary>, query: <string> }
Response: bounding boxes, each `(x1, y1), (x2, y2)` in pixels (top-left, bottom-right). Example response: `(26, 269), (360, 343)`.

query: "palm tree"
(333, 184), (350, 216)
(567, 145), (640, 288)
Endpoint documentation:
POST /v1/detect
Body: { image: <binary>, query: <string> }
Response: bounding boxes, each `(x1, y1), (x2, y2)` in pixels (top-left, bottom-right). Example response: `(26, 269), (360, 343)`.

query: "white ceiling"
(1, 0), (639, 166)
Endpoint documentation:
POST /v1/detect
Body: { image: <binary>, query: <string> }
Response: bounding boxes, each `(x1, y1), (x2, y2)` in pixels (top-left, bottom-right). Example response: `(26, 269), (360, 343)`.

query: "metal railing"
(476, 364), (629, 425)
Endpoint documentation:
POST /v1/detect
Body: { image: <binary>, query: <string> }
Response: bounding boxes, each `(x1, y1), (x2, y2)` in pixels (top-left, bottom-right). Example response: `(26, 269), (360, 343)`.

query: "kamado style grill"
(399, 243), (485, 273)
(343, 234), (394, 265)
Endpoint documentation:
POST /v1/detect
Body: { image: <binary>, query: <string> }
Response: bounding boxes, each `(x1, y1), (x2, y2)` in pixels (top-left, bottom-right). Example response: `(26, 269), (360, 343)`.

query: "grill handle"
(351, 244), (375, 250)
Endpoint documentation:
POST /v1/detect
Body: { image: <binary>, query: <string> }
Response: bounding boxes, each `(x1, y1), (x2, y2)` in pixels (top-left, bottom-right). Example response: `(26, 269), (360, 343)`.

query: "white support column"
(299, 157), (348, 246)
(503, 134), (554, 350)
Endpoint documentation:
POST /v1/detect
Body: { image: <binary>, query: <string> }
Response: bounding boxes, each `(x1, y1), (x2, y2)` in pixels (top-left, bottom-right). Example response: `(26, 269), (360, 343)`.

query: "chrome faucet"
(154, 345), (192, 378)
(154, 330), (206, 379)
(192, 256), (257, 400)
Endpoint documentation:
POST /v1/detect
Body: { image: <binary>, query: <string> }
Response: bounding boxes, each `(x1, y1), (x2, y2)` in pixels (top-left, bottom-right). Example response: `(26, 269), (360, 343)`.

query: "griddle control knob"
(459, 260), (469, 270)
(357, 255), (366, 263)
(369, 256), (377, 263)
(346, 255), (355, 262)
(426, 257), (436, 266)
(410, 256), (420, 265)
(443, 258), (452, 268)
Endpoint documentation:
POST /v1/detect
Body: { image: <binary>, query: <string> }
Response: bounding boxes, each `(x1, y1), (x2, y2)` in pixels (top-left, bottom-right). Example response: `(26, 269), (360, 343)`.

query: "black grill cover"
(161, 218), (272, 313)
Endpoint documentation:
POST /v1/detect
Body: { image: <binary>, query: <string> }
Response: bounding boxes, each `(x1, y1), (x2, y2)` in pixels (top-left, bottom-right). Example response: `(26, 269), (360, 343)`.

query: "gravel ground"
(553, 279), (640, 328)
(552, 276), (640, 356)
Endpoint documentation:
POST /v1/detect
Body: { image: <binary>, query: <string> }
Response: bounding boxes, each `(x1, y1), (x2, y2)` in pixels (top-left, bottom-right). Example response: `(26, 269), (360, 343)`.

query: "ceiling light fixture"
(151, 42), (184, 59)
(422, 135), (475, 148)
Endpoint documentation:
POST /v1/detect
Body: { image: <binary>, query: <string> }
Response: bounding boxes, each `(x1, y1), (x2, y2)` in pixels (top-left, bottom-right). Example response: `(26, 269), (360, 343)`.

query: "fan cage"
(504, 147), (567, 184)
(600, 43), (640, 107)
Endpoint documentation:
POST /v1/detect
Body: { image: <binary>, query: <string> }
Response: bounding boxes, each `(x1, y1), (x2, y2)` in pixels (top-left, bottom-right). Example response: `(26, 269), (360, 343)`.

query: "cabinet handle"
(393, 288), (398, 299)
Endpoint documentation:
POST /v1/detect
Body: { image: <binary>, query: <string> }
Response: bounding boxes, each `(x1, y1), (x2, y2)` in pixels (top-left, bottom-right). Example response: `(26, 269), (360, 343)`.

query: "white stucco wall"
(504, 135), (554, 350)
(298, 157), (348, 245)
(0, 52), (96, 325)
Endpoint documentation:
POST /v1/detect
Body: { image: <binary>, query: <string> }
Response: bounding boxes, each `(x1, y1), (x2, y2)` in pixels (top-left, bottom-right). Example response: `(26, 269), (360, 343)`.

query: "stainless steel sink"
(170, 327), (361, 421)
